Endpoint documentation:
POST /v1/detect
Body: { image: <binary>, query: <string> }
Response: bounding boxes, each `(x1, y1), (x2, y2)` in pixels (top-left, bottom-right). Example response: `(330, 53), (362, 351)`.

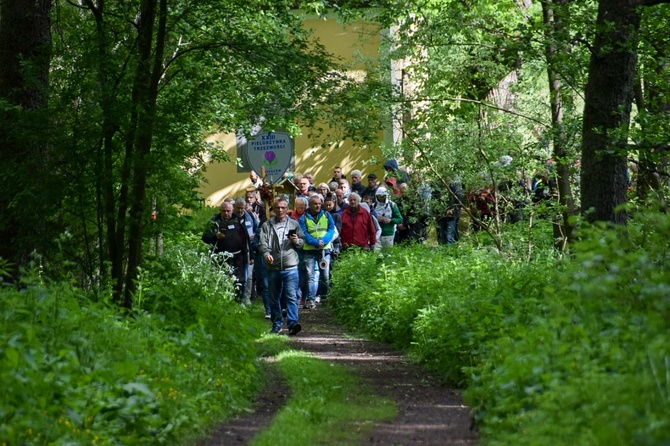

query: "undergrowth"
(330, 210), (670, 445)
(0, 235), (261, 445)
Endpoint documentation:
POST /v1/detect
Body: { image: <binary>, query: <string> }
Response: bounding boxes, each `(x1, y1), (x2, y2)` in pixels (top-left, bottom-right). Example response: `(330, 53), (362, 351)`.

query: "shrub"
(465, 211), (670, 444)
(0, 240), (260, 444)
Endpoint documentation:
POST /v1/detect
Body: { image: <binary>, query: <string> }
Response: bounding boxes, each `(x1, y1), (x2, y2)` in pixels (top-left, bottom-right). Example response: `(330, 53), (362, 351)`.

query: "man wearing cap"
(299, 194), (335, 308)
(361, 173), (380, 204)
(373, 187), (403, 249)
(385, 177), (401, 196)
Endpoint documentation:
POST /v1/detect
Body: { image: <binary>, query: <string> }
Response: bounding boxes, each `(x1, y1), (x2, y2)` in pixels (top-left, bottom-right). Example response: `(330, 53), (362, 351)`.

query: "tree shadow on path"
(200, 304), (478, 445)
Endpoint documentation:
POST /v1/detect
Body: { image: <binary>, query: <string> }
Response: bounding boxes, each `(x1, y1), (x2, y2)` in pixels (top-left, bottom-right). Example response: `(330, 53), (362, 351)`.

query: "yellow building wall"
(198, 16), (386, 206)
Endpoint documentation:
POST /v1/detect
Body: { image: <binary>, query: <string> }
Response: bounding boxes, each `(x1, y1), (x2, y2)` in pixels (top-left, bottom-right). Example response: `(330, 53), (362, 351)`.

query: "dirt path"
(201, 305), (478, 445)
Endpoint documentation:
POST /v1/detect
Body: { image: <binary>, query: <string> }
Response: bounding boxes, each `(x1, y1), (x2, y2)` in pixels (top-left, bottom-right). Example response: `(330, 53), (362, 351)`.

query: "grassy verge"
(250, 334), (397, 446)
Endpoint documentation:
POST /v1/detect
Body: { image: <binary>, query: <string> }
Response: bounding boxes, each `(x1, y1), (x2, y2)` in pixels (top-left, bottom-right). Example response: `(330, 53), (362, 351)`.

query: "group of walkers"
(202, 159), (465, 335)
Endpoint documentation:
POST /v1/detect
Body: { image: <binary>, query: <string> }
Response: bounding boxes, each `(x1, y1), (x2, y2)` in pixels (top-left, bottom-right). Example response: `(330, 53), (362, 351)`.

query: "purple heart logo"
(264, 151), (277, 166)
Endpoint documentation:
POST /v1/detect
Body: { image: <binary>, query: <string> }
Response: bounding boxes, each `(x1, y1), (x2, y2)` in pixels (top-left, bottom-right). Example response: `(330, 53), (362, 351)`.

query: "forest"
(1, 0), (669, 444)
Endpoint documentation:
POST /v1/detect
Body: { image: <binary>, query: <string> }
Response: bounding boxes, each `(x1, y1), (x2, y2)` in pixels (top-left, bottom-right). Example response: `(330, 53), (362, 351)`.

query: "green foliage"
(331, 240), (554, 385)
(30, 0), (349, 298)
(136, 234), (239, 329)
(465, 211), (670, 445)
(0, 240), (261, 444)
(331, 209), (670, 444)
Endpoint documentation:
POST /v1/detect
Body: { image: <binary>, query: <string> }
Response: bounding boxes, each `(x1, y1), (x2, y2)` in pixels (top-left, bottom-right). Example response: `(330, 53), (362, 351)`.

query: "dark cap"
(367, 173), (378, 179)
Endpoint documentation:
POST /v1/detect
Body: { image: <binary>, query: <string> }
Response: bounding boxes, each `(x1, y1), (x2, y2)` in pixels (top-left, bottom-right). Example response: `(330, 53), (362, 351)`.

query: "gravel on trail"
(199, 304), (478, 445)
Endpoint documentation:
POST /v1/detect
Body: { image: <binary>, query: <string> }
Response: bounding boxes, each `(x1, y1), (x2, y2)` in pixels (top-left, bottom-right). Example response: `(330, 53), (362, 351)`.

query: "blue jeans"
(297, 251), (308, 301)
(438, 218), (459, 245)
(243, 262), (254, 300)
(303, 250), (330, 300)
(267, 268), (299, 330)
(254, 253), (270, 314)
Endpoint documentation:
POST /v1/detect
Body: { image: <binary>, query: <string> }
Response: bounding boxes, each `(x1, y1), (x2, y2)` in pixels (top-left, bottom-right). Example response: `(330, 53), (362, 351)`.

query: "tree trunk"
(84, 0), (166, 307)
(122, 0), (167, 308)
(0, 0), (52, 269)
(580, 0), (642, 224)
(541, 0), (577, 249)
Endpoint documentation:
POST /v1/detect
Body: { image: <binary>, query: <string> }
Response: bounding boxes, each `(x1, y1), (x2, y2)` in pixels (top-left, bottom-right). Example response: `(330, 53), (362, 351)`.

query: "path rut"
(200, 305), (478, 445)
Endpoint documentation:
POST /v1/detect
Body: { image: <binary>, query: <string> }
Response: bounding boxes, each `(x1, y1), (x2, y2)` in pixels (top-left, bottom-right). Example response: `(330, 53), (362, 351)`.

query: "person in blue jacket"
(299, 194), (335, 309)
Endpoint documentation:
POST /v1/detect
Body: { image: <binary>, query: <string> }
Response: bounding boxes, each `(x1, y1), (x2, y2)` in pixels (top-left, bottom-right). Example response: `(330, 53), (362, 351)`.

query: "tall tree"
(581, 0), (670, 224)
(44, 0), (340, 305)
(540, 0), (579, 248)
(0, 0), (52, 271)
(336, 0), (588, 253)
(632, 5), (670, 210)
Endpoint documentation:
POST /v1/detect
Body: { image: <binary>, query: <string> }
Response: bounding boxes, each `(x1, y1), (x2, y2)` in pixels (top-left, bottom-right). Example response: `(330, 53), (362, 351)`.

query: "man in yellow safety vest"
(298, 194), (336, 309)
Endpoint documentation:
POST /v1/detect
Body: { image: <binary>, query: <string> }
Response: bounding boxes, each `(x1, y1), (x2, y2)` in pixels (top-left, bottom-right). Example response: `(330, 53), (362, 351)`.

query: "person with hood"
(259, 197), (305, 335)
(299, 194), (336, 308)
(360, 202), (382, 248)
(372, 186), (403, 249)
(383, 159), (410, 186)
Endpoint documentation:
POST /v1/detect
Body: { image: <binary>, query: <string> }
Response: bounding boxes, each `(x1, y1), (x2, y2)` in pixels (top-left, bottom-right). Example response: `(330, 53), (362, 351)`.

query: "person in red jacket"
(340, 193), (377, 250)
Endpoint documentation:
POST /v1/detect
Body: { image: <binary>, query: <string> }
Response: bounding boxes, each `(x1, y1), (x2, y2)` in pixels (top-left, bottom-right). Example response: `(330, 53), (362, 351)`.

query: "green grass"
(251, 339), (397, 445)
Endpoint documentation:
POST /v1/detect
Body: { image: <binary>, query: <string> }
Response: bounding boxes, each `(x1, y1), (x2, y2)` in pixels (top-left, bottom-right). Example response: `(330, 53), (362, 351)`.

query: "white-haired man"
(340, 193), (377, 250)
(350, 169), (366, 195)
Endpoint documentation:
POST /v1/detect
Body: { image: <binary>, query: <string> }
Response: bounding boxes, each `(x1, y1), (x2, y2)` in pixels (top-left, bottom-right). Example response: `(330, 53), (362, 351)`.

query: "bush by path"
(0, 240), (262, 445)
(330, 211), (670, 445)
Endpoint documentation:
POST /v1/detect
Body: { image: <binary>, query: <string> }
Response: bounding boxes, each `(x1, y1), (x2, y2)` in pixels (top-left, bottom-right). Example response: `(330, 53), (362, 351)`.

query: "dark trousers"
(438, 218), (459, 244)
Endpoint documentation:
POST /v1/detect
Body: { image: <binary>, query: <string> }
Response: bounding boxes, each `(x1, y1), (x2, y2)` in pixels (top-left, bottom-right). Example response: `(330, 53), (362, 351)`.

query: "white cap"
(497, 155), (513, 166)
(375, 187), (388, 196)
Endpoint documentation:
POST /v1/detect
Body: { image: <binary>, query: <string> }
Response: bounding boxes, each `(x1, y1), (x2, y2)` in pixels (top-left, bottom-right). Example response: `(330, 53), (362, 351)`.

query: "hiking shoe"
(288, 323), (301, 336)
(303, 301), (310, 309)
(270, 326), (281, 334)
(307, 300), (316, 309)
(264, 312), (271, 319)
(315, 295), (321, 303)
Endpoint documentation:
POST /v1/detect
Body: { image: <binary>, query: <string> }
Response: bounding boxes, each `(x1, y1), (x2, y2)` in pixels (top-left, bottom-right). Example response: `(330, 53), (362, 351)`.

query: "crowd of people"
(201, 160), (456, 335)
(203, 158), (555, 335)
